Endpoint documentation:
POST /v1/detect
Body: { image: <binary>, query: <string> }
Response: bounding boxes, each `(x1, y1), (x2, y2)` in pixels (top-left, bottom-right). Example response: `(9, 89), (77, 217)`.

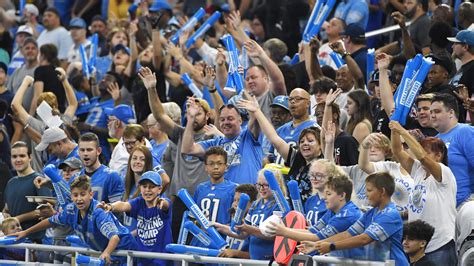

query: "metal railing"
(0, 243), (397, 266)
(365, 21), (413, 38)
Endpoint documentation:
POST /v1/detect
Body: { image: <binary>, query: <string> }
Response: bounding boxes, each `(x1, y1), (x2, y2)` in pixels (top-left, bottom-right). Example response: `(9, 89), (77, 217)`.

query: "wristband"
(342, 52), (351, 59)
(329, 242), (336, 251)
(208, 88), (217, 93)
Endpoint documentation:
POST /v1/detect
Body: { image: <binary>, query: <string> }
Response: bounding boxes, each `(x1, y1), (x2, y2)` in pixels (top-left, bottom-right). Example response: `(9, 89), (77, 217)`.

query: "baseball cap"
(59, 157), (83, 170)
(24, 4), (39, 17)
(23, 37), (38, 47)
(447, 30), (474, 46)
(16, 25), (33, 36)
(149, 0), (172, 13)
(35, 127), (68, 152)
(104, 104), (136, 124)
(112, 44), (131, 55)
(341, 23), (365, 39)
(270, 95), (289, 111)
(370, 69), (396, 84)
(195, 98), (211, 114)
(69, 18), (87, 29)
(44, 7), (61, 18)
(425, 54), (454, 75)
(138, 171), (162, 186)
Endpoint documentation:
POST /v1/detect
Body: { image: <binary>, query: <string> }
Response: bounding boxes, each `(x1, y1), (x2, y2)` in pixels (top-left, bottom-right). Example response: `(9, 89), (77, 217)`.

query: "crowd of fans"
(0, 0), (473, 265)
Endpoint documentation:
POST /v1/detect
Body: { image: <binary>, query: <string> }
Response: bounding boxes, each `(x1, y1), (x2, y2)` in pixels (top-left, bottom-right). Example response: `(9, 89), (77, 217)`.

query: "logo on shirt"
(409, 184), (427, 214)
(137, 215), (165, 246)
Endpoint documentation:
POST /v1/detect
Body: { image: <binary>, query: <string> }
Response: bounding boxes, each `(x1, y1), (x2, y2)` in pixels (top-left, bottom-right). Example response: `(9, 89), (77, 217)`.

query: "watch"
(329, 242), (336, 251)
(342, 52), (351, 59)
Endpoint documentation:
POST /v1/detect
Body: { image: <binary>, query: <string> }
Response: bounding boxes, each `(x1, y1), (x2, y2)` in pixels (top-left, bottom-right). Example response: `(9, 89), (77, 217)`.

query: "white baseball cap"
(24, 4), (39, 17)
(17, 25), (33, 36)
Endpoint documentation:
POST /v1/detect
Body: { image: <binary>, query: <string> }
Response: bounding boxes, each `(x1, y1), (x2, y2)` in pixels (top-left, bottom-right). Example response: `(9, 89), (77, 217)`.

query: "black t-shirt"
(450, 59), (474, 97)
(410, 255), (436, 266)
(334, 131), (359, 166)
(34, 65), (66, 112)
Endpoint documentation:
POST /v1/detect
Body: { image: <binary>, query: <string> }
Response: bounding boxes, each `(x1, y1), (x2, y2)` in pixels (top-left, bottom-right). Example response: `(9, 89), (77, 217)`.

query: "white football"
(259, 214), (282, 237)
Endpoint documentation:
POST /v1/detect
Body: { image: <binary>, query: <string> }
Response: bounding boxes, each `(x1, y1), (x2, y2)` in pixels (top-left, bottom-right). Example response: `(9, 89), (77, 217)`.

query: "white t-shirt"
(109, 137), (153, 177)
(372, 161), (414, 212)
(37, 27), (74, 60)
(409, 160), (457, 252)
(318, 43), (337, 70)
(341, 165), (370, 209)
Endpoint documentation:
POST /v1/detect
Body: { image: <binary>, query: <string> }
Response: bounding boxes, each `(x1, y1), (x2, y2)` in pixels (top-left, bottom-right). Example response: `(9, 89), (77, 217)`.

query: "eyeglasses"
(206, 162), (226, 167)
(288, 96), (309, 103)
(123, 139), (138, 147)
(309, 172), (327, 181)
(146, 123), (158, 129)
(255, 183), (270, 190)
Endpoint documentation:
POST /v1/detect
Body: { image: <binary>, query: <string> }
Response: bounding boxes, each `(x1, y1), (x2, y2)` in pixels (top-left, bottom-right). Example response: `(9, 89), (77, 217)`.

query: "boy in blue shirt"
(12, 175), (135, 265)
(190, 146), (237, 247)
(98, 171), (172, 266)
(309, 172), (409, 265)
(268, 175), (363, 259)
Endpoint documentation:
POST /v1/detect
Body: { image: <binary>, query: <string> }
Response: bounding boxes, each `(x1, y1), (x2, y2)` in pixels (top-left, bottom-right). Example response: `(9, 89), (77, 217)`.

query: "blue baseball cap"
(149, 0), (172, 13)
(69, 17), (87, 29)
(447, 30), (474, 46)
(270, 95), (289, 111)
(138, 171), (162, 186)
(112, 44), (130, 55)
(341, 23), (365, 39)
(104, 104), (136, 124)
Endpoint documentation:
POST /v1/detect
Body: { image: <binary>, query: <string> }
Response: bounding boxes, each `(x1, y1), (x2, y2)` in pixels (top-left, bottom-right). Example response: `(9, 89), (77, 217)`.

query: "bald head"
(288, 88), (311, 119)
(290, 88), (310, 98)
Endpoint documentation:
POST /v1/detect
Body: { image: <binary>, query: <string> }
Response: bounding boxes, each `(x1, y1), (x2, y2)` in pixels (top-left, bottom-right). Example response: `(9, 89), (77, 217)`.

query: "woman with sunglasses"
(238, 98), (323, 203)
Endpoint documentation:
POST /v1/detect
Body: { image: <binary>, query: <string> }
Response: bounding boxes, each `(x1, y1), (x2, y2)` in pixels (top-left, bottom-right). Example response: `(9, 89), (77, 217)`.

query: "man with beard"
(75, 133), (124, 204)
(139, 66), (211, 242)
(448, 30), (474, 97)
(272, 89), (318, 165)
(80, 72), (123, 161)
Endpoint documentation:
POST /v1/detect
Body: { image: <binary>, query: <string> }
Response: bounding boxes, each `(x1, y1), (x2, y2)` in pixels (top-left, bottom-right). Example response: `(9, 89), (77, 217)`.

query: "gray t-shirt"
(408, 14), (431, 52)
(258, 90), (276, 120)
(167, 125), (209, 196)
(6, 65), (37, 110)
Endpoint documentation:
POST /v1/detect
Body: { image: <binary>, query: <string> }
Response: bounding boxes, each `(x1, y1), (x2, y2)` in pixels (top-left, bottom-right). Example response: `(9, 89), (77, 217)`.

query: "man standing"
(3, 141), (52, 242)
(67, 18), (91, 64)
(448, 30), (474, 97)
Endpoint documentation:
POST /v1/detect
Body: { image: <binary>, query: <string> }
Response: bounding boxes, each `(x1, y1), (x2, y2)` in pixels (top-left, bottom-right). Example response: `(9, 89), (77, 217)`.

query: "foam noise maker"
(43, 164), (71, 207)
(393, 54), (422, 108)
(223, 64), (236, 92)
(177, 189), (227, 249)
(166, 244), (220, 256)
(79, 44), (90, 79)
(222, 34), (245, 94)
(177, 211), (190, 245)
(329, 52), (345, 69)
(290, 53), (300, 66)
(304, 0), (337, 42)
(170, 8), (206, 45)
(181, 73), (204, 98)
(366, 48), (375, 86)
(241, 46), (249, 78)
(391, 55), (433, 125)
(288, 180), (304, 214)
(185, 11), (221, 49)
(230, 193), (250, 233)
(19, 0), (26, 16)
(66, 235), (87, 248)
(302, 0), (325, 42)
(0, 236), (26, 245)
(264, 170), (291, 215)
(76, 254), (104, 266)
(89, 33), (98, 73)
(184, 221), (213, 247)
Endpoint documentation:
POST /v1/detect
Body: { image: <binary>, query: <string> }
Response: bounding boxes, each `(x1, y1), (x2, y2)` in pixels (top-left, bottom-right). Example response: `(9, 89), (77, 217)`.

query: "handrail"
(365, 21), (413, 38)
(312, 255), (396, 265)
(0, 243), (275, 266)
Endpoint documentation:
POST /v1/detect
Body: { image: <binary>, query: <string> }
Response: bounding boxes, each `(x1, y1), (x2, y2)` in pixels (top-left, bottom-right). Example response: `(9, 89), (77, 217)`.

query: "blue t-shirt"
(348, 202), (408, 265)
(150, 139), (169, 165)
(199, 129), (263, 184)
(334, 0), (369, 29)
(76, 165), (125, 203)
(273, 120), (318, 165)
(437, 123), (474, 206)
(128, 196), (173, 266)
(244, 198), (280, 260)
(309, 201), (364, 259)
(49, 199), (135, 260)
(47, 145), (80, 167)
(304, 193), (327, 227)
(85, 97), (114, 161)
(190, 179), (237, 247)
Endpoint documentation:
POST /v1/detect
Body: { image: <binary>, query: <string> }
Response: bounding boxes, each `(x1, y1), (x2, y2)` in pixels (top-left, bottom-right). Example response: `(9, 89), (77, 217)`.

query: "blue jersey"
(244, 198), (280, 260)
(190, 180), (237, 247)
(273, 120), (318, 165)
(334, 0), (369, 29)
(47, 145), (80, 167)
(304, 193), (327, 227)
(199, 129), (263, 184)
(49, 199), (135, 258)
(128, 196), (173, 266)
(85, 97), (114, 160)
(348, 202), (408, 265)
(309, 201), (364, 259)
(437, 123), (474, 206)
(150, 140), (169, 165)
(77, 165), (124, 203)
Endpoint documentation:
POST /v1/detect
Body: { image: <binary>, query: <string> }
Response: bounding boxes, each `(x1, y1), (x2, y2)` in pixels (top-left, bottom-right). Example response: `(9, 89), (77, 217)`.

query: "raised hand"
(55, 67), (67, 82)
(22, 75), (34, 86)
(309, 37), (321, 54)
(96, 201), (113, 212)
(203, 66), (216, 88)
(216, 48), (226, 66)
(392, 11), (407, 29)
(186, 97), (199, 120)
(296, 240), (318, 254)
(329, 41), (345, 55)
(226, 11), (241, 32)
(34, 176), (51, 189)
(128, 21), (138, 37)
(107, 82), (121, 101)
(376, 53), (392, 70)
(325, 88), (342, 106)
(324, 120), (336, 144)
(138, 67), (157, 90)
(389, 120), (406, 135)
(237, 97), (259, 113)
(165, 42), (182, 59)
(361, 132), (385, 149)
(244, 40), (265, 58)
(203, 124), (224, 137)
